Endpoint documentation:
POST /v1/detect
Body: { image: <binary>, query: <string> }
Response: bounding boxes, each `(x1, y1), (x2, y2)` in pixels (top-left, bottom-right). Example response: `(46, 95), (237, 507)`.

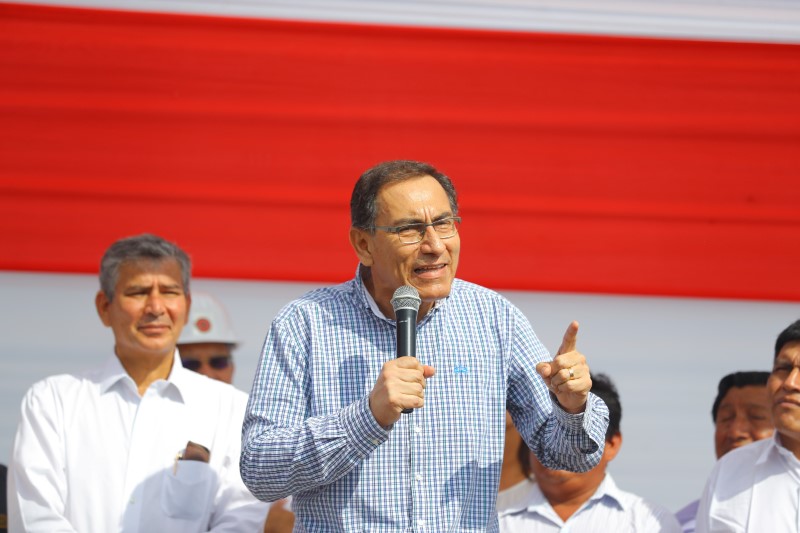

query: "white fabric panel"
(12, 0), (800, 43)
(2, 271), (799, 512)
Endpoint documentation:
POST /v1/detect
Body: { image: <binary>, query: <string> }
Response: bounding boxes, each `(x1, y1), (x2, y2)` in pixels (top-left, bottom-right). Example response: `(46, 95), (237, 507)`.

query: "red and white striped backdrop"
(1, 0), (799, 300)
(1, 0), (800, 514)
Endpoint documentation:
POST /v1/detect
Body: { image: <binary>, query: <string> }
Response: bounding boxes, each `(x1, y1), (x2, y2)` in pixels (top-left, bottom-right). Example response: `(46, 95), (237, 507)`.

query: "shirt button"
(414, 425), (422, 434)
(415, 473), (423, 482)
(417, 519), (425, 528)
(371, 438), (380, 445)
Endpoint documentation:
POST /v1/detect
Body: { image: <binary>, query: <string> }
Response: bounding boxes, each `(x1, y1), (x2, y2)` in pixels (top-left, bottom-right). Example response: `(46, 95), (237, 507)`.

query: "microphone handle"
(395, 307), (417, 414)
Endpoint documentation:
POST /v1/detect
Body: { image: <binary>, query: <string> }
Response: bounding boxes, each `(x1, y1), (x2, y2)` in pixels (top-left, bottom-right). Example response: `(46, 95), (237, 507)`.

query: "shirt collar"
(587, 473), (628, 511)
(767, 432), (800, 471)
(498, 479), (549, 518)
(98, 350), (187, 403)
(501, 473), (626, 519)
(354, 263), (446, 323)
(98, 355), (133, 393)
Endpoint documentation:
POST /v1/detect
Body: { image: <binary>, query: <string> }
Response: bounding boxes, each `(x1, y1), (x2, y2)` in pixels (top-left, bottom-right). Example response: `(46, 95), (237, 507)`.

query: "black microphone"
(391, 285), (421, 414)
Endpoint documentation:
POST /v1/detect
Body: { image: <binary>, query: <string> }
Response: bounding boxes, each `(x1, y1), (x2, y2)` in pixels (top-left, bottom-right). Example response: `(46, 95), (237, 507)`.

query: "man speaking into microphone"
(241, 160), (609, 532)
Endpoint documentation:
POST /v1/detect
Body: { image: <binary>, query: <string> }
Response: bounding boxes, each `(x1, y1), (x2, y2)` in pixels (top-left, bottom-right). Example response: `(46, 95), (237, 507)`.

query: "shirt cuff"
(550, 392), (595, 432)
(339, 396), (391, 458)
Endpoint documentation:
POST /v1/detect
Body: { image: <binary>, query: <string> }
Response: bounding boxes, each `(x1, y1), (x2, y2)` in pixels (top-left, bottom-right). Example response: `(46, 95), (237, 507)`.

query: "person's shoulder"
(450, 278), (510, 305)
(615, 489), (682, 531)
(715, 437), (771, 474)
(177, 372), (250, 422)
(180, 370), (248, 401)
(276, 281), (356, 317)
(448, 279), (528, 319)
(26, 369), (99, 396)
(18, 368), (109, 415)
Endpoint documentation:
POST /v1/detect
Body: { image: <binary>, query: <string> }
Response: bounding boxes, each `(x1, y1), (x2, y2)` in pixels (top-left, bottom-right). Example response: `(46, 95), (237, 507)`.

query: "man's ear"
(184, 292), (192, 326)
(603, 433), (623, 463)
(349, 226), (374, 267)
(95, 290), (112, 327)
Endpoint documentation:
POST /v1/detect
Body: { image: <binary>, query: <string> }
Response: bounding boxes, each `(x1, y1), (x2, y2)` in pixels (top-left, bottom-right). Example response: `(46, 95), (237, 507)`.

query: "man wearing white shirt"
(674, 371), (773, 533)
(696, 319), (800, 533)
(7, 234), (267, 532)
(499, 373), (681, 533)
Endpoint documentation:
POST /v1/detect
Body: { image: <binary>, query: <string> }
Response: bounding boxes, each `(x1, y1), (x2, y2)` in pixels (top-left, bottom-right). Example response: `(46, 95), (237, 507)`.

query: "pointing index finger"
(557, 320), (579, 356)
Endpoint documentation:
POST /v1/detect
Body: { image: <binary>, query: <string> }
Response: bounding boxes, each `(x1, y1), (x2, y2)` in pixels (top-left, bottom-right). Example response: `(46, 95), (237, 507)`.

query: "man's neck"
(360, 267), (433, 321)
(116, 348), (175, 396)
(777, 432), (800, 460)
(540, 475), (604, 522)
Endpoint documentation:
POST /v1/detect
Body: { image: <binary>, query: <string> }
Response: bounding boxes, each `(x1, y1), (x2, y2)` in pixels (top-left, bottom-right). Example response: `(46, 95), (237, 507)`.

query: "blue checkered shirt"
(241, 272), (608, 532)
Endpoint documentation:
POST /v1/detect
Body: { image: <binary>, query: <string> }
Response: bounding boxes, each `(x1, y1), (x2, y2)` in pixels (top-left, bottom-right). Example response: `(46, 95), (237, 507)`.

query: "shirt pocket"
(161, 460), (214, 520)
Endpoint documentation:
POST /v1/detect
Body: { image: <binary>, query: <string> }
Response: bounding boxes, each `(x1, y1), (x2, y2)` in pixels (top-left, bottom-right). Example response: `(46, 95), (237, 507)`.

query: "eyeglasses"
(181, 355), (232, 371)
(371, 216), (462, 245)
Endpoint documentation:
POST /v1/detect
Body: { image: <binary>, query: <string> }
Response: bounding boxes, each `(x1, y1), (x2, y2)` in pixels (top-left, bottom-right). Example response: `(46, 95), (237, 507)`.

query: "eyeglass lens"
(181, 356), (231, 371)
(399, 218), (458, 243)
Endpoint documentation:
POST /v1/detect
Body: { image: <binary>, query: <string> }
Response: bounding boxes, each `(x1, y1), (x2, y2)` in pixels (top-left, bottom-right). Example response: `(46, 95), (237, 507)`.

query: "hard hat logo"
(177, 291), (239, 346)
(196, 318), (212, 333)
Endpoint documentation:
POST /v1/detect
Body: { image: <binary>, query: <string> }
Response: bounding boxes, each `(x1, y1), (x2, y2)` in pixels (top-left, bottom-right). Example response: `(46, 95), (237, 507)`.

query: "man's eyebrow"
(390, 212), (453, 226)
(124, 284), (152, 291)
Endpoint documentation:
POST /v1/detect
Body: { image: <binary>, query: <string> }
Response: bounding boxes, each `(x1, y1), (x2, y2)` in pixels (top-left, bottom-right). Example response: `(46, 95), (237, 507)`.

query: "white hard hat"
(179, 291), (239, 346)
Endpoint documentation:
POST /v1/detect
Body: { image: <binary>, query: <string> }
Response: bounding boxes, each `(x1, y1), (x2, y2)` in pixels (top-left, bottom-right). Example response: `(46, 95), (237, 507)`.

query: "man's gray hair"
(99, 234), (191, 301)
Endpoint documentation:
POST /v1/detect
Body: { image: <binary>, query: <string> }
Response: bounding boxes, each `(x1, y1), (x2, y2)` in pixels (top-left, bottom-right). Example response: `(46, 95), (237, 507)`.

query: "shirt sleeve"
(638, 500), (684, 533)
(240, 314), (390, 502)
(208, 393), (271, 532)
(694, 460), (719, 533)
(506, 306), (609, 473)
(8, 380), (78, 533)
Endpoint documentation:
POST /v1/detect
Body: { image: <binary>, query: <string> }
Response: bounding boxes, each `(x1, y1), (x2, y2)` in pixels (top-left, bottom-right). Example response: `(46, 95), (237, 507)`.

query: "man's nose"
(419, 225), (445, 252)
(784, 366), (800, 390)
(145, 292), (166, 315)
(727, 415), (751, 439)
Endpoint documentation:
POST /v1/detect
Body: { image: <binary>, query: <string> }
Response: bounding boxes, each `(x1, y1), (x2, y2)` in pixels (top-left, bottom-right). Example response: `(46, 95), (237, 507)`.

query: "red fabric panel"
(1, 3), (799, 300)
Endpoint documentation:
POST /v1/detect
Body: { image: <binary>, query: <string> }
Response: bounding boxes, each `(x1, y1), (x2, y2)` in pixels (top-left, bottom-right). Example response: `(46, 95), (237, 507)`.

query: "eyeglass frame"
(370, 216), (462, 245)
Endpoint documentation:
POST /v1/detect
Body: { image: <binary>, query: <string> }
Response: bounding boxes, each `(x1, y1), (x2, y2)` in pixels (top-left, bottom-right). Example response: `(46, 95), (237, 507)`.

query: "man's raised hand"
(535, 321), (592, 414)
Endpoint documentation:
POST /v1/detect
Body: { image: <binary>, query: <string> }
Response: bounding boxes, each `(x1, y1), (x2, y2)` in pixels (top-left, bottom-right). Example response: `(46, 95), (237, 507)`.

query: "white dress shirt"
(8, 352), (267, 533)
(696, 434), (800, 533)
(498, 473), (681, 533)
(675, 499), (698, 533)
(497, 477), (537, 514)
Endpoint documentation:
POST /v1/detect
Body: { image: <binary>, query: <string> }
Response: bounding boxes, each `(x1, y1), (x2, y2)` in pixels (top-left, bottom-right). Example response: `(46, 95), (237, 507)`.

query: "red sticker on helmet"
(195, 318), (211, 332)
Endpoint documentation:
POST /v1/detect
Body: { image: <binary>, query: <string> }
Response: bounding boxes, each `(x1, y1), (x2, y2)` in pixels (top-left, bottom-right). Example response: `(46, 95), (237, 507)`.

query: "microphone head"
(391, 285), (421, 313)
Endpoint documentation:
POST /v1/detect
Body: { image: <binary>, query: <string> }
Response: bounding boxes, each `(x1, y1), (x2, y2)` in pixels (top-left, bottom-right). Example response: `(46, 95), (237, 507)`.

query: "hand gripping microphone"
(391, 285), (421, 414)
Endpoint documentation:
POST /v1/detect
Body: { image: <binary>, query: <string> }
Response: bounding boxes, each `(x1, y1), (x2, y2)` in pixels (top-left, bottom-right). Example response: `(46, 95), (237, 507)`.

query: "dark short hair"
(99, 234), (191, 301)
(775, 319), (800, 359)
(590, 373), (621, 442)
(711, 371), (770, 423)
(350, 160), (459, 230)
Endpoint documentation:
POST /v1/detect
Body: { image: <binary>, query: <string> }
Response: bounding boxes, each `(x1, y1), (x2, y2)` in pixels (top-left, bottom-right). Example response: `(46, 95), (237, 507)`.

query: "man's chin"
(416, 282), (453, 302)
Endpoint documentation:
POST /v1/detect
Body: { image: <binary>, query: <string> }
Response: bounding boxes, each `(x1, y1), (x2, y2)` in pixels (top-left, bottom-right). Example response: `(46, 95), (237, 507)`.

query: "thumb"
(423, 365), (436, 378)
(557, 320), (580, 355)
(536, 362), (552, 378)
